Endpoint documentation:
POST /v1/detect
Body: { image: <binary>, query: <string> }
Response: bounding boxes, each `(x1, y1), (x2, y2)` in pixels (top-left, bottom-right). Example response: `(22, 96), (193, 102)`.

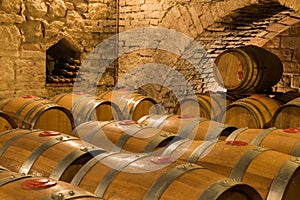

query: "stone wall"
(0, 0), (116, 98)
(0, 0), (299, 111)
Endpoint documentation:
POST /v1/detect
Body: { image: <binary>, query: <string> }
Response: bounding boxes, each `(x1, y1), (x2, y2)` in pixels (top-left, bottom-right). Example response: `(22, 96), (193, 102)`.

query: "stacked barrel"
(0, 126), (263, 199)
(0, 44), (299, 199)
(0, 92), (264, 199)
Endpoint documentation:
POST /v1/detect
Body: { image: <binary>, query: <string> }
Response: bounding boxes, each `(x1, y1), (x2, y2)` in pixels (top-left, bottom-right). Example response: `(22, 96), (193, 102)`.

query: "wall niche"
(46, 38), (82, 86)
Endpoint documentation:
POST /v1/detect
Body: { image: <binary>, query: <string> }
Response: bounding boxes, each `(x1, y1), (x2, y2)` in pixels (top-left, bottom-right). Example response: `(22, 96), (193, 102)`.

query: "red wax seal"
(178, 114), (194, 119)
(226, 141), (248, 146)
(75, 91), (85, 95)
(237, 70), (244, 81)
(22, 95), (37, 99)
(118, 120), (137, 125)
(250, 94), (261, 98)
(151, 156), (175, 164)
(284, 128), (300, 133)
(39, 130), (61, 137)
(21, 178), (57, 189)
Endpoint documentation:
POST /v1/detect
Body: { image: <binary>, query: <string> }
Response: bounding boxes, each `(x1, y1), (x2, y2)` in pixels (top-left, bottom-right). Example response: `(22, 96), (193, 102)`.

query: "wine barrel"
(51, 92), (123, 125)
(174, 92), (237, 120)
(70, 120), (180, 154)
(0, 169), (100, 200)
(0, 95), (75, 134)
(218, 94), (281, 128)
(271, 97), (300, 129)
(0, 129), (104, 182)
(71, 152), (262, 200)
(97, 90), (160, 121)
(160, 139), (300, 200)
(214, 45), (283, 93)
(138, 114), (237, 141)
(226, 127), (300, 156)
(0, 111), (17, 132)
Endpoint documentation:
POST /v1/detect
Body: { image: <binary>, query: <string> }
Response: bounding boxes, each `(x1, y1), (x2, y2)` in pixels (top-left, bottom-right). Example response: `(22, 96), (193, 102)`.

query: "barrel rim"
(0, 111), (18, 129)
(30, 105), (75, 130)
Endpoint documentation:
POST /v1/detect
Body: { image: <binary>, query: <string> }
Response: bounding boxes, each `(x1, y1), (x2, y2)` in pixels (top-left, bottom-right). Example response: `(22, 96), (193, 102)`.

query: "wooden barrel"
(51, 92), (123, 125)
(160, 139), (300, 199)
(97, 90), (160, 121)
(218, 94), (281, 128)
(174, 92), (237, 120)
(0, 111), (18, 132)
(271, 97), (300, 129)
(70, 152), (262, 200)
(214, 45), (283, 93)
(70, 120), (180, 154)
(0, 168), (100, 200)
(138, 114), (237, 140)
(0, 95), (75, 134)
(226, 127), (300, 156)
(0, 129), (104, 182)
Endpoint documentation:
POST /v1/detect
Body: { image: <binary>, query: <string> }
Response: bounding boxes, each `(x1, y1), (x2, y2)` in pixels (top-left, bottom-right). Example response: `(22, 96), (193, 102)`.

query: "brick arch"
(157, 0), (299, 39)
(191, 3), (300, 93)
(158, 0), (261, 38)
(41, 32), (84, 55)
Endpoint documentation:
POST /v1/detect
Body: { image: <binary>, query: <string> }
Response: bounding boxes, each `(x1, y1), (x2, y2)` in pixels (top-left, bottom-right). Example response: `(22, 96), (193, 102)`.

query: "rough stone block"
(0, 25), (21, 50)
(26, 0), (48, 18)
(49, 0), (67, 18)
(282, 61), (300, 73)
(264, 36), (280, 49)
(271, 48), (293, 62)
(281, 36), (300, 49)
(22, 21), (43, 42)
(266, 23), (289, 33)
(0, 0), (22, 14)
(292, 74), (300, 88)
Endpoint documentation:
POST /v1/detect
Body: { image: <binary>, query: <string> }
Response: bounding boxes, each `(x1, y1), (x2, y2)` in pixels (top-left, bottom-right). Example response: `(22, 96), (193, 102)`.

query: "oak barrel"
(0, 168), (100, 200)
(0, 95), (75, 134)
(0, 111), (17, 132)
(160, 139), (300, 200)
(214, 45), (283, 93)
(71, 152), (262, 200)
(0, 129), (104, 182)
(51, 92), (123, 125)
(70, 120), (179, 154)
(218, 94), (281, 128)
(138, 114), (237, 140)
(271, 97), (300, 129)
(97, 90), (160, 121)
(174, 92), (237, 120)
(226, 127), (300, 156)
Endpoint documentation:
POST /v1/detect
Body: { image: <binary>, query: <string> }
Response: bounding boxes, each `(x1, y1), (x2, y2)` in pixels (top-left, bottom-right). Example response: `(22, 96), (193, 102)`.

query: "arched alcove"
(46, 38), (82, 85)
